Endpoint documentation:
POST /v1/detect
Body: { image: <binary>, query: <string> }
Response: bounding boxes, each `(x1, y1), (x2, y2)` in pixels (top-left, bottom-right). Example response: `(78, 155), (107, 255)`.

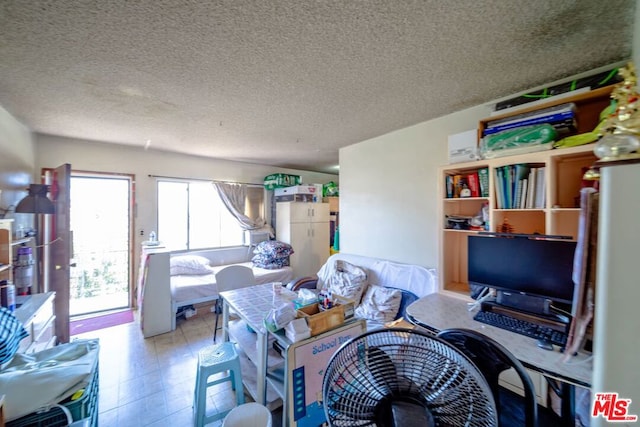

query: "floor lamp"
(15, 184), (55, 294)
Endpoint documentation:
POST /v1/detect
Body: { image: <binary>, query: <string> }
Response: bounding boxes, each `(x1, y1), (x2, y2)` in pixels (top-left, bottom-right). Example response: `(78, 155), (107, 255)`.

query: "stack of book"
(445, 168), (490, 198)
(494, 164), (546, 209)
(483, 103), (577, 138)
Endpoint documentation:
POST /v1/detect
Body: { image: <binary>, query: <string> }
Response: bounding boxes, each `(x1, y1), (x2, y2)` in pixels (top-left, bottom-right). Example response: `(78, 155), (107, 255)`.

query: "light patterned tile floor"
(72, 310), (281, 426)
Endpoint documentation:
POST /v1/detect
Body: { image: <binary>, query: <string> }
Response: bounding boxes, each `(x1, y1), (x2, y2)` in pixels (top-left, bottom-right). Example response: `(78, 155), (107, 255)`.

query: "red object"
(467, 172), (481, 197)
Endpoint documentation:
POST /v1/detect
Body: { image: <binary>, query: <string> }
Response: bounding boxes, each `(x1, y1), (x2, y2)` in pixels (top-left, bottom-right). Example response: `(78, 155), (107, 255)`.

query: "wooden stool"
(193, 342), (244, 426)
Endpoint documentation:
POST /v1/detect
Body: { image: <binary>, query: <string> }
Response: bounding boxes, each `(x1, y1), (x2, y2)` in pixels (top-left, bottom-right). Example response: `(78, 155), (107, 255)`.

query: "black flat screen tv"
(468, 235), (576, 305)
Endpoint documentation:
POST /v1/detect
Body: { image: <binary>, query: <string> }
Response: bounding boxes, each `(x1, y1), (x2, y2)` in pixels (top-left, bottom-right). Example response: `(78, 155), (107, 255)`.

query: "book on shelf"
(485, 102), (577, 128)
(513, 164), (530, 209)
(519, 178), (528, 209)
(534, 167), (546, 208)
(482, 111), (576, 136)
(505, 166), (515, 209)
(526, 168), (537, 209)
(493, 164), (545, 209)
(514, 179), (523, 210)
(452, 175), (463, 198)
(467, 172), (480, 197)
(494, 168), (505, 209)
(445, 175), (454, 198)
(478, 167), (490, 197)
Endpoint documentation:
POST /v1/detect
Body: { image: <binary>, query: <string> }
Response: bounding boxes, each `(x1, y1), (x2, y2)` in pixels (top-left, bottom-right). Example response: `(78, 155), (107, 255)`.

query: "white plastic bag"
(325, 260), (368, 304)
(0, 339), (99, 422)
(264, 303), (296, 332)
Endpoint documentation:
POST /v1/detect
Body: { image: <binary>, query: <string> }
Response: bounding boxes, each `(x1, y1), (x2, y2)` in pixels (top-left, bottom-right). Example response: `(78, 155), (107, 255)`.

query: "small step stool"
(193, 342), (245, 426)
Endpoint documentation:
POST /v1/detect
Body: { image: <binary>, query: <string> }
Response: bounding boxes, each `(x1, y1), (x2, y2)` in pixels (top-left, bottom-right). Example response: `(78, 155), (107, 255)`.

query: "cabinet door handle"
(311, 208), (315, 217)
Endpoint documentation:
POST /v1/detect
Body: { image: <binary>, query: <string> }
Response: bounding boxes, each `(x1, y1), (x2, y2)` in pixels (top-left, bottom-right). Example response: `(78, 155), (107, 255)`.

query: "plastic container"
(0, 281), (15, 311)
(7, 361), (100, 427)
(222, 402), (272, 427)
(14, 246), (34, 292)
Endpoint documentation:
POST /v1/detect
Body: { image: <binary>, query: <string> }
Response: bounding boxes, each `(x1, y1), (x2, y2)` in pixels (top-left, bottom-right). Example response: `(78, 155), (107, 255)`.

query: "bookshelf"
(439, 87), (612, 298)
(0, 220), (12, 284)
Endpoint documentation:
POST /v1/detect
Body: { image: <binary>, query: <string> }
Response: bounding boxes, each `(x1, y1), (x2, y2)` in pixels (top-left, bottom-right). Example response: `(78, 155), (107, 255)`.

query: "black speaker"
(496, 291), (551, 315)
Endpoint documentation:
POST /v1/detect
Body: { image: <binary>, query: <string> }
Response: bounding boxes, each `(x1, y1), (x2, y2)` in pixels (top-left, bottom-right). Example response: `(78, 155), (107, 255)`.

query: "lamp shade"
(15, 184), (55, 214)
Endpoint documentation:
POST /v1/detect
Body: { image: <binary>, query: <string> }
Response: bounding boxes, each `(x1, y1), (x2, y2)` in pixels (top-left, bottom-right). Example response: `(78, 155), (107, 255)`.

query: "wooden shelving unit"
(439, 87), (612, 298)
(0, 220), (13, 284)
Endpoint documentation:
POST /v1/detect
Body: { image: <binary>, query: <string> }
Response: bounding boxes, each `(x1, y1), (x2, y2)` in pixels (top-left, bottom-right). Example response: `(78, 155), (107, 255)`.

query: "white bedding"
(171, 262), (294, 304)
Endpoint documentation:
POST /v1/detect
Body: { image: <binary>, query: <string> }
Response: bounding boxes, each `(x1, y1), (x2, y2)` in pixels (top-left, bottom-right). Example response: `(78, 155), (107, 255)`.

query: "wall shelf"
(439, 86), (611, 297)
(11, 237), (33, 246)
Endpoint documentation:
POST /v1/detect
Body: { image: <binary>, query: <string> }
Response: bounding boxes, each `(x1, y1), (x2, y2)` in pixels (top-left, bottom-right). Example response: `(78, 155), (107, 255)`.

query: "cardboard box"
(323, 196), (339, 212)
(275, 193), (315, 203)
(274, 185), (318, 197)
(448, 129), (478, 164)
(296, 296), (355, 336)
(297, 304), (344, 336)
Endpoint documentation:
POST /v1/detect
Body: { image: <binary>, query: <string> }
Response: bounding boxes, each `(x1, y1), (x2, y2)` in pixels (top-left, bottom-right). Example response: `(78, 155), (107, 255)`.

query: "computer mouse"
(536, 339), (554, 351)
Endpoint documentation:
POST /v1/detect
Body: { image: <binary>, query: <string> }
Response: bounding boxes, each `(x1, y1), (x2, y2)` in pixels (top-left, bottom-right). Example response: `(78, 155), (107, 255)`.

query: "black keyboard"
(473, 310), (568, 346)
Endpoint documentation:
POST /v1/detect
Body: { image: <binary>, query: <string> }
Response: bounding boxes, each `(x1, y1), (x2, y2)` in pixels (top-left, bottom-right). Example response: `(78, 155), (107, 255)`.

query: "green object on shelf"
(323, 181), (339, 197)
(333, 226), (340, 251)
(481, 124), (557, 158)
(263, 173), (301, 190)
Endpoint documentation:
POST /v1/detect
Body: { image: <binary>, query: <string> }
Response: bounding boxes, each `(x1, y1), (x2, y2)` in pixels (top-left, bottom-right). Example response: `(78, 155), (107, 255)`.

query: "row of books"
(494, 164), (546, 209)
(482, 102), (578, 137)
(445, 168), (489, 198)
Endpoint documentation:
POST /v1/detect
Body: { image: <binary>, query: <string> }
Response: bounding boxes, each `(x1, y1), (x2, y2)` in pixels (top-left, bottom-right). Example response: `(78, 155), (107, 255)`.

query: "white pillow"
(170, 255), (213, 275)
(354, 285), (402, 323)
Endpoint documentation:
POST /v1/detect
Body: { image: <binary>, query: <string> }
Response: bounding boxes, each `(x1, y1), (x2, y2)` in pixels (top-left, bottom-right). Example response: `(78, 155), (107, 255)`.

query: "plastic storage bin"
(7, 361), (99, 427)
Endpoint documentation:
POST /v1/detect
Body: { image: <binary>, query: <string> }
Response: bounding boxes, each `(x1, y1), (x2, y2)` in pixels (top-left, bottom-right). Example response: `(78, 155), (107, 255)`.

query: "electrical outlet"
(140, 230), (144, 236)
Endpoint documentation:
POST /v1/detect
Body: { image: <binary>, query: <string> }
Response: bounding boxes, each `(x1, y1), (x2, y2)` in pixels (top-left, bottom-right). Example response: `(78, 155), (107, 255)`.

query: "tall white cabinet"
(276, 202), (330, 277)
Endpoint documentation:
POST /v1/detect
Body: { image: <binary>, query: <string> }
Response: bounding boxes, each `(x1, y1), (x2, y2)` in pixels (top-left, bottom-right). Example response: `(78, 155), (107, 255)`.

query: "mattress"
(170, 262), (294, 304)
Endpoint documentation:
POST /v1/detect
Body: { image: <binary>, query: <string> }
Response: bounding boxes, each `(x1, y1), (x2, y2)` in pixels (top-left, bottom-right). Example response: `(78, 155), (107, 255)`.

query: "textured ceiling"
(0, 1), (635, 174)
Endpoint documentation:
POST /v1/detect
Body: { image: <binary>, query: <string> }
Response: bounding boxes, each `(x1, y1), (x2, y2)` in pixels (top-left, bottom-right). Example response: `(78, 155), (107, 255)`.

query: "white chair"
(213, 265), (256, 342)
(222, 402), (272, 427)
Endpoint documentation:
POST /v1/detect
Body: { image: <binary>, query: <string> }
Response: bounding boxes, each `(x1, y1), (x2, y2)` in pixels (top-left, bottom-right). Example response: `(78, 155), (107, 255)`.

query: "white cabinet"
(592, 160), (640, 426)
(137, 244), (172, 338)
(14, 292), (57, 353)
(276, 202), (330, 277)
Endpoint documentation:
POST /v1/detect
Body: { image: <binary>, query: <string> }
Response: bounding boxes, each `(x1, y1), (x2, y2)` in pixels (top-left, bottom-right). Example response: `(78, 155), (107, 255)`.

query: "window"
(157, 180), (265, 250)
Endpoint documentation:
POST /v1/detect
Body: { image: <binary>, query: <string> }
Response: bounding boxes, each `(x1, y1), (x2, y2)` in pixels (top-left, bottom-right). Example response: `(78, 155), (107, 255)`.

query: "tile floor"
(73, 309), (278, 426)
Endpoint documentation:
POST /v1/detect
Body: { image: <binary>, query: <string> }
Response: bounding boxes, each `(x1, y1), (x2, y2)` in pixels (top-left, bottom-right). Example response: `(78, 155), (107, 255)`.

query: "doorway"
(69, 173), (134, 317)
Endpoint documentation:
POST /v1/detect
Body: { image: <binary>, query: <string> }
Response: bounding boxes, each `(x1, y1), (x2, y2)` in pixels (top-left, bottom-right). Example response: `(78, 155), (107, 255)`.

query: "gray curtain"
(213, 182), (266, 230)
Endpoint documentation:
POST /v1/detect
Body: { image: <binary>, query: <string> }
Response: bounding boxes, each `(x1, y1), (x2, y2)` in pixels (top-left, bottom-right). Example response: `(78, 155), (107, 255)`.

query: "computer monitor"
(468, 235), (576, 312)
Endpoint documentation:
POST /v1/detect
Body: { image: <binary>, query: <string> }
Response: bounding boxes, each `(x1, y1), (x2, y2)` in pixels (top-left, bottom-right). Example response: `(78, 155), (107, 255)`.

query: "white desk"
(221, 282), (367, 427)
(220, 283), (298, 406)
(406, 293), (592, 425)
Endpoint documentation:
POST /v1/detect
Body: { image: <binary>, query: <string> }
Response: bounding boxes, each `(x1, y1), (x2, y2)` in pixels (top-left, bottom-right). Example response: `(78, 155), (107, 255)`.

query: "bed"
(170, 261), (293, 329)
(139, 245), (294, 338)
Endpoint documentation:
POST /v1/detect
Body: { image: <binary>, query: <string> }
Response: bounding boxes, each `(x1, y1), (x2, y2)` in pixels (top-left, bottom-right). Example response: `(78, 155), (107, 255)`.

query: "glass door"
(69, 173), (133, 316)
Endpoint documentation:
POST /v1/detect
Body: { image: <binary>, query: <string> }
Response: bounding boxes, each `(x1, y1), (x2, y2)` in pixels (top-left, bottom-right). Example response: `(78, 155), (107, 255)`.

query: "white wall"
(0, 105), (35, 230)
(35, 134), (338, 245)
(339, 104), (491, 268)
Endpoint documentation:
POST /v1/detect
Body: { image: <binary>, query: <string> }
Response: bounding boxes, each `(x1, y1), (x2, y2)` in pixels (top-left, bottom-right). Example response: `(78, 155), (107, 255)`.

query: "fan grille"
(323, 328), (497, 427)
